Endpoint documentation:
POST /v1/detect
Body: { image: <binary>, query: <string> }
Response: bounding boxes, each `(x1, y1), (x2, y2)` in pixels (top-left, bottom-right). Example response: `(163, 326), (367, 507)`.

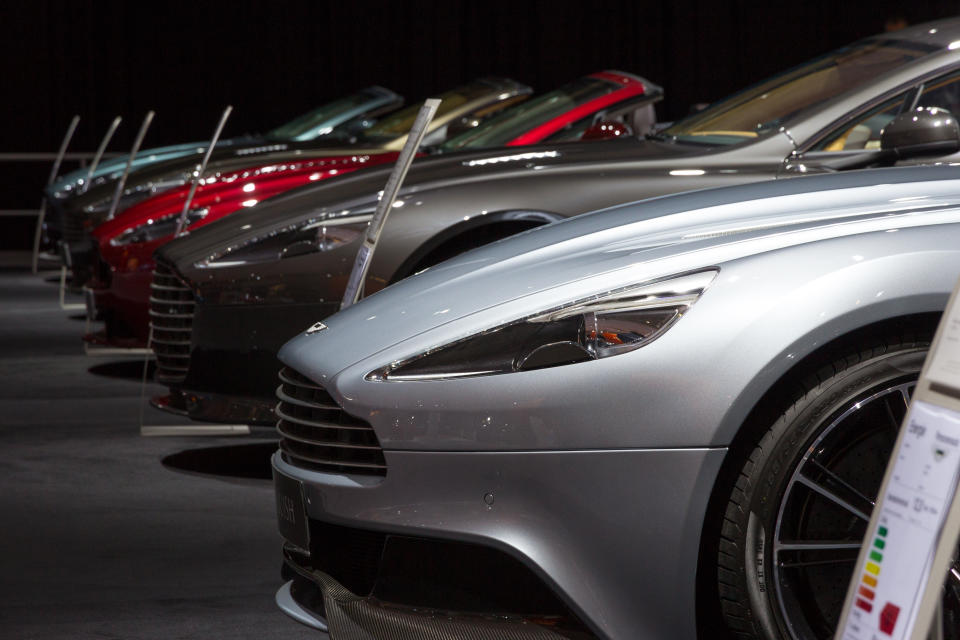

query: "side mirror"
(581, 120), (632, 141)
(880, 106), (960, 160)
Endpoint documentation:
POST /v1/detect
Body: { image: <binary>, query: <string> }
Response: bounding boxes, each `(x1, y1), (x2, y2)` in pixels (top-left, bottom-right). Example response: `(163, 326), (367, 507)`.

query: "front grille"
(62, 212), (86, 244)
(276, 367), (386, 475)
(149, 263), (195, 384)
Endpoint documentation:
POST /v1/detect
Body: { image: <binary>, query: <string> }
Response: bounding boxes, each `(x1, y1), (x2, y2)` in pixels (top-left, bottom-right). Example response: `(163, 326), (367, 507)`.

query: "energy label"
(839, 400), (960, 640)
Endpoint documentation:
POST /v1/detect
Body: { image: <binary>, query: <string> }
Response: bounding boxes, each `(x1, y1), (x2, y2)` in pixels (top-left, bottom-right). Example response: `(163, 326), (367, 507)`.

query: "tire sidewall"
(740, 347), (927, 640)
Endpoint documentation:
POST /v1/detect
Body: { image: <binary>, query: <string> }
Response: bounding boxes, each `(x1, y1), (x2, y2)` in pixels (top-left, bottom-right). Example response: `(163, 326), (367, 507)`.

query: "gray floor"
(0, 271), (315, 639)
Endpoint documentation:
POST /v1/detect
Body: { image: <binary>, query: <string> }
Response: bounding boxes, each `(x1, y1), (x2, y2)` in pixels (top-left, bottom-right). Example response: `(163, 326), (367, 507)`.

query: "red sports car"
(84, 70), (662, 348)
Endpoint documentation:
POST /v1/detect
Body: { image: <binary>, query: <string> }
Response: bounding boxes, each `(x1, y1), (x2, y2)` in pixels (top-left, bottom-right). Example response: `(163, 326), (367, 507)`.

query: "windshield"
(437, 76), (622, 151)
(266, 88), (394, 141)
(661, 38), (937, 146)
(353, 80), (506, 143)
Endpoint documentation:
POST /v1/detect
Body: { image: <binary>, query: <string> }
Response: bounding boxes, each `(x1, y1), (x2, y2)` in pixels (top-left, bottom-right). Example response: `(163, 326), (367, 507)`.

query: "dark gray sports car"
(155, 18), (960, 425)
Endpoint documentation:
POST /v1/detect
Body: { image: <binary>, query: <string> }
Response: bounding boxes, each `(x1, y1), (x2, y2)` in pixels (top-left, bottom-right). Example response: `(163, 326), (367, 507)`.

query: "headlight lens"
(372, 270), (717, 380)
(195, 212), (372, 268)
(110, 208), (208, 246)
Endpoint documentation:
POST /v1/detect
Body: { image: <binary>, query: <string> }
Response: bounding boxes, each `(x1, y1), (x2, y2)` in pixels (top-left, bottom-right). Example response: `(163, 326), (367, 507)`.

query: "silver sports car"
(271, 165), (960, 640)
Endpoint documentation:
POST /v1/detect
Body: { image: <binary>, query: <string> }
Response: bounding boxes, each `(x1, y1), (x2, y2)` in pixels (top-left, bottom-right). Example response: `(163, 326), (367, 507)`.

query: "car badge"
(305, 322), (328, 335)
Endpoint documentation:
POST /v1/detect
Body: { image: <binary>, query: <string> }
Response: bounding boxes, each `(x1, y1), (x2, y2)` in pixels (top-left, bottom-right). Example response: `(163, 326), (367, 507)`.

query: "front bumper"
(150, 388), (276, 425)
(273, 445), (726, 640)
(84, 269), (152, 347)
(157, 301), (338, 424)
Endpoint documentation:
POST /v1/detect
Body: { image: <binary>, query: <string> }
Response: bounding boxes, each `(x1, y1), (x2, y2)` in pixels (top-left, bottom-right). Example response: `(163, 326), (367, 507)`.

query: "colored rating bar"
(855, 526), (889, 613)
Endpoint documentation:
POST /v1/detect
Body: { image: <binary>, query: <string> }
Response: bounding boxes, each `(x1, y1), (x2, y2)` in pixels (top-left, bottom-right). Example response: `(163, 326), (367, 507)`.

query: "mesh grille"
(149, 262), (195, 384)
(276, 367), (386, 475)
(62, 212), (86, 244)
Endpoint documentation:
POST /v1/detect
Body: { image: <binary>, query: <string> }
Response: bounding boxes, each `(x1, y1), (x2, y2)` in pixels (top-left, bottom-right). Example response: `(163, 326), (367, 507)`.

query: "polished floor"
(0, 271), (316, 639)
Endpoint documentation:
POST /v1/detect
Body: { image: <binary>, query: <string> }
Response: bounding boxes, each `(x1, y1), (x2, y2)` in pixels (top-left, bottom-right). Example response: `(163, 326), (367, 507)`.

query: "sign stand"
(341, 98), (441, 309)
(835, 279), (960, 640)
(174, 105), (232, 237)
(59, 111), (156, 311)
(138, 106), (246, 437)
(81, 115), (123, 194)
(106, 111), (155, 221)
(32, 114), (80, 274)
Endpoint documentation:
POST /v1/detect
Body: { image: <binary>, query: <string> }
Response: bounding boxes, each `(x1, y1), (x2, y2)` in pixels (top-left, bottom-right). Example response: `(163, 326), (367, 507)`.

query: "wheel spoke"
(778, 555), (859, 569)
(883, 394), (905, 431)
(797, 459), (874, 523)
(899, 385), (912, 410)
(776, 540), (863, 552)
(951, 565), (960, 588)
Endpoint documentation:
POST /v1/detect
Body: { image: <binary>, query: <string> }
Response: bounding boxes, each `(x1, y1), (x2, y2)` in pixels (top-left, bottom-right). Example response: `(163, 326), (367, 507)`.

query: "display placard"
(836, 282), (960, 640)
(927, 312), (960, 393)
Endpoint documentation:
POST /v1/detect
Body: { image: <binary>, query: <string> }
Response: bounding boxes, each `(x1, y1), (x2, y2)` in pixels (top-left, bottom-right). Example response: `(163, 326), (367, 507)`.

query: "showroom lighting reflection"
(669, 169), (706, 176)
(463, 151), (560, 167)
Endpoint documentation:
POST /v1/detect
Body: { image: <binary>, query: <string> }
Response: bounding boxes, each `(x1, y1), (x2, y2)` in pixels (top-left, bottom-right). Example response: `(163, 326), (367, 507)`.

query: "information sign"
(836, 283), (960, 640)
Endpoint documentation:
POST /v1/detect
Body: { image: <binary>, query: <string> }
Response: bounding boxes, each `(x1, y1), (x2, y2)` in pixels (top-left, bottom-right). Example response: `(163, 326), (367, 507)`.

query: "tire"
(717, 337), (960, 640)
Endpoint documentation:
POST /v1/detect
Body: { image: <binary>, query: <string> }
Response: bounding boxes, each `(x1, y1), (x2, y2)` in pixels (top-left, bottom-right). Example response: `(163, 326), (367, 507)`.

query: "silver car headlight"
(194, 212), (373, 269)
(371, 269), (718, 381)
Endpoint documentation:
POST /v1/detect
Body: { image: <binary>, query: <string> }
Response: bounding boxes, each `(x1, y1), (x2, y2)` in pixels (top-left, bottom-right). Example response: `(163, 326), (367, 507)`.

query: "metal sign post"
(341, 98), (441, 309)
(63, 112), (153, 311)
(835, 279), (960, 640)
(81, 115), (123, 193)
(106, 110), (155, 221)
(173, 105), (232, 237)
(31, 114), (80, 273)
(138, 105), (248, 436)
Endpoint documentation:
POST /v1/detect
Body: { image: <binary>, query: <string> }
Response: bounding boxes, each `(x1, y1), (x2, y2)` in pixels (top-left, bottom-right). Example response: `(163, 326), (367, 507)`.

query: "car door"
(779, 66), (960, 175)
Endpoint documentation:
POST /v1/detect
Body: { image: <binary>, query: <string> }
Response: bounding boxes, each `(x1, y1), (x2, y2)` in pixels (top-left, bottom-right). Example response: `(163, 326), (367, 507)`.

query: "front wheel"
(717, 340), (960, 640)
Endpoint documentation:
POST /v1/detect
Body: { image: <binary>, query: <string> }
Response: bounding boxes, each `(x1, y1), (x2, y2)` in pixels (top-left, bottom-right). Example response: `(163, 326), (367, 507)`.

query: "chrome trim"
(275, 403), (373, 431)
(275, 386), (341, 411)
(278, 441), (387, 470)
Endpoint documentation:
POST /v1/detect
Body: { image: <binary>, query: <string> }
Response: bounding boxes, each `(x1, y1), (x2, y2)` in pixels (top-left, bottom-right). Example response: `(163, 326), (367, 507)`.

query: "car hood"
(47, 136), (277, 201)
(159, 136), (753, 269)
(62, 137), (387, 216)
(279, 165), (960, 382)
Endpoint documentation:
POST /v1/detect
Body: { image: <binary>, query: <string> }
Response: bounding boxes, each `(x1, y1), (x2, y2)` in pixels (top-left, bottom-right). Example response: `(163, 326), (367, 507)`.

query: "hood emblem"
(306, 322), (328, 335)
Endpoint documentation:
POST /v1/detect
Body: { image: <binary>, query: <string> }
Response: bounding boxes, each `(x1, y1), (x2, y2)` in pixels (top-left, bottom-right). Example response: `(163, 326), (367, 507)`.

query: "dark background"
(1, 0), (959, 219)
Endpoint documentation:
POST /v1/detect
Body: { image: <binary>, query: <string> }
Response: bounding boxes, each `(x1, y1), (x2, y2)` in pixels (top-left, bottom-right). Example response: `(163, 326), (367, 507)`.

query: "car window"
(813, 93), (907, 151)
(438, 76), (622, 151)
(660, 38), (936, 146)
(356, 80), (507, 143)
(266, 89), (393, 141)
(542, 114), (597, 142)
(916, 70), (960, 116)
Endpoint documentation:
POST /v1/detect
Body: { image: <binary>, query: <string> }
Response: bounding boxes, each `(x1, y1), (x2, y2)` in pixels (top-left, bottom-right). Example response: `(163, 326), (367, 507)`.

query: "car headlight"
(371, 270), (718, 381)
(195, 211), (373, 269)
(109, 208), (209, 247)
(81, 174), (193, 225)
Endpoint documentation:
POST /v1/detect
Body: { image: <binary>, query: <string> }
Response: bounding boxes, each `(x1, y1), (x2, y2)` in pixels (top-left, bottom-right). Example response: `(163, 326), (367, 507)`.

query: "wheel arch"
(694, 310), (941, 638)
(389, 210), (563, 283)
